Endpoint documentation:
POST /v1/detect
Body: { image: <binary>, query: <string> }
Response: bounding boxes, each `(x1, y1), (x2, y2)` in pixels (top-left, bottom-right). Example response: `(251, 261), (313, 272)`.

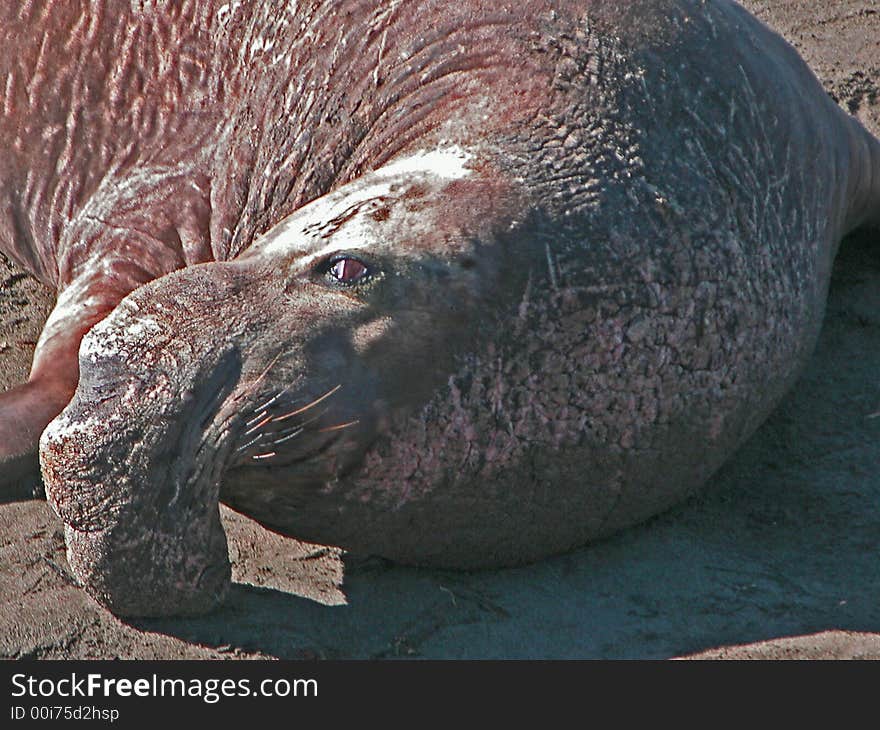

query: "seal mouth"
(215, 324), (375, 470)
(228, 381), (363, 469)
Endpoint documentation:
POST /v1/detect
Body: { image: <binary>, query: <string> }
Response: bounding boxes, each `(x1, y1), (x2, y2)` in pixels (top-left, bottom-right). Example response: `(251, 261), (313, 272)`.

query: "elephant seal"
(0, 0), (876, 616)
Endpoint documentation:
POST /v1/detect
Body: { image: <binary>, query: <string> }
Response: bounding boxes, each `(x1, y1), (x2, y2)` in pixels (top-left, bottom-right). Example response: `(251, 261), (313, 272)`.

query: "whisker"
(244, 414), (273, 436)
(264, 407), (330, 446)
(253, 384), (292, 414)
(269, 421), (306, 438)
(318, 419), (360, 433)
(233, 352), (283, 402)
(268, 408), (329, 437)
(273, 384), (341, 423)
(235, 433), (265, 453)
(245, 409), (269, 429)
(251, 452), (277, 460)
(271, 427), (304, 446)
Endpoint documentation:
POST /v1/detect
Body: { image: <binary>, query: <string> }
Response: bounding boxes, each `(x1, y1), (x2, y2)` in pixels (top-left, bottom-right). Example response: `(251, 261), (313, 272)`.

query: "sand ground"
(0, 0), (878, 660)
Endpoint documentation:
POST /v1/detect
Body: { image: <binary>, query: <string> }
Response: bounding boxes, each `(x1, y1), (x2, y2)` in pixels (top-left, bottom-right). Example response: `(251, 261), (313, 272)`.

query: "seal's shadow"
(135, 229), (880, 659)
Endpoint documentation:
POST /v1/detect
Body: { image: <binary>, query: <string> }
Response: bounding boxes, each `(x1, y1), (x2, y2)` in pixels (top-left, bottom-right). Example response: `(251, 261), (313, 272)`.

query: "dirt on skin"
(0, 0), (878, 660)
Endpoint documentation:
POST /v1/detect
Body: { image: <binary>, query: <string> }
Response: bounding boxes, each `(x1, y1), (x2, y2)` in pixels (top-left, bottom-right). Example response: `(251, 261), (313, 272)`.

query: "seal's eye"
(327, 257), (369, 284)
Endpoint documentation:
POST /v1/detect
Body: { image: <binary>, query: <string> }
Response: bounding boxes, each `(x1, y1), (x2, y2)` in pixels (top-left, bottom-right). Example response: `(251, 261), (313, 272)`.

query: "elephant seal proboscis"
(0, 0), (877, 616)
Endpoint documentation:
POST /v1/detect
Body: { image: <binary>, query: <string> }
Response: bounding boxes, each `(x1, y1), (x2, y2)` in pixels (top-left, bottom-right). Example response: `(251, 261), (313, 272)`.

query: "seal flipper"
(0, 381), (76, 498)
(0, 275), (136, 498)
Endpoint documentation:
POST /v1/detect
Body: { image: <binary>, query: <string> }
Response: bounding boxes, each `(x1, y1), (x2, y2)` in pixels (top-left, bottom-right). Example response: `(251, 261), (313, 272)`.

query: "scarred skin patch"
(0, 0), (877, 616)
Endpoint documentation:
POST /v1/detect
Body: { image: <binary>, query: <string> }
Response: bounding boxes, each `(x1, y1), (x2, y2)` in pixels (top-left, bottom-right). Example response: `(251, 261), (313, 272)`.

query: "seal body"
(1, 0), (877, 616)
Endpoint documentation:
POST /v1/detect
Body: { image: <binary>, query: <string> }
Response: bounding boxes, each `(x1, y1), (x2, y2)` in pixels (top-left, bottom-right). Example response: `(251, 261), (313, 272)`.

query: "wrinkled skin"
(0, 0), (877, 616)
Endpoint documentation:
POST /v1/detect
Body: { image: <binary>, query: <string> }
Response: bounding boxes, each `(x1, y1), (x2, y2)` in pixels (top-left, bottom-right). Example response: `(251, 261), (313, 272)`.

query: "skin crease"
(0, 0), (877, 616)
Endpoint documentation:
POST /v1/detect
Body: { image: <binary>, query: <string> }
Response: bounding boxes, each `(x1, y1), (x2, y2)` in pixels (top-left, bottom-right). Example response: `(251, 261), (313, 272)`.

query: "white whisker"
(273, 384), (341, 422)
(253, 385), (292, 414)
(271, 427), (304, 446)
(244, 414), (272, 436)
(235, 433), (264, 453)
(245, 409), (268, 429)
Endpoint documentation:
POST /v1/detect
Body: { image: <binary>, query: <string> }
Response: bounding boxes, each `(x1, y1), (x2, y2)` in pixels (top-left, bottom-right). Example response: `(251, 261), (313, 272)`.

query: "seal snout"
(62, 509), (231, 618)
(41, 295), (244, 617)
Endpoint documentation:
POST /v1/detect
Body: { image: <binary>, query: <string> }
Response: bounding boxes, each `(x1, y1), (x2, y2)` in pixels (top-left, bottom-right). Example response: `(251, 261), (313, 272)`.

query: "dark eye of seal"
(327, 256), (368, 284)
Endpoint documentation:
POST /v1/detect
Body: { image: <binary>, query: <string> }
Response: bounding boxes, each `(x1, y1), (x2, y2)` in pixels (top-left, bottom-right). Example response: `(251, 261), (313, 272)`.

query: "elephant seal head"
(41, 147), (536, 616)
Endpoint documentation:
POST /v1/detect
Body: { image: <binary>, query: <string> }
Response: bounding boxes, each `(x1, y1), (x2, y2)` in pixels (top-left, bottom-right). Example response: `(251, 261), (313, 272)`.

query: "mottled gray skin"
(0, 0), (876, 616)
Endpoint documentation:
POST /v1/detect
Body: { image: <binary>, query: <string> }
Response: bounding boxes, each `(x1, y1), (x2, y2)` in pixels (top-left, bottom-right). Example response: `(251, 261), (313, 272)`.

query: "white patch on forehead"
(379, 146), (473, 180)
(251, 146), (474, 262)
